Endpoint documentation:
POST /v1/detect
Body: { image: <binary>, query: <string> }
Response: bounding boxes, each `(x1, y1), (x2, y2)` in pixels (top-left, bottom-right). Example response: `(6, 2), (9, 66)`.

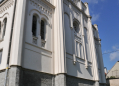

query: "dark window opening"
(0, 50), (3, 64)
(32, 15), (37, 36)
(41, 20), (45, 40)
(3, 18), (7, 38)
(73, 22), (79, 33)
(0, 22), (1, 33)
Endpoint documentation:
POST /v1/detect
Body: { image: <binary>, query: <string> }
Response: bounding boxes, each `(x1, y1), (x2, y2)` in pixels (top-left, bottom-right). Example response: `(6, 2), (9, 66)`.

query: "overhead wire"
(102, 50), (119, 55)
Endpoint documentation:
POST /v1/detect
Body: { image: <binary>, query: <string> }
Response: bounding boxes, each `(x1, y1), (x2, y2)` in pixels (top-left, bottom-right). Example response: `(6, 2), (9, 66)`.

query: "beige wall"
(107, 79), (119, 86)
(106, 62), (119, 78)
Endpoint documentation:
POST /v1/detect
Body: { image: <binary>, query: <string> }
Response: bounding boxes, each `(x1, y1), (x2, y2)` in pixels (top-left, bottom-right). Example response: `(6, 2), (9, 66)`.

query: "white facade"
(0, 0), (106, 86)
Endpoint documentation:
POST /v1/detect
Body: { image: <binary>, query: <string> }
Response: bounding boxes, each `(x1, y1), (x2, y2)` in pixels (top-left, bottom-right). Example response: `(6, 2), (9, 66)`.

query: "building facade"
(106, 61), (119, 78)
(0, 0), (106, 86)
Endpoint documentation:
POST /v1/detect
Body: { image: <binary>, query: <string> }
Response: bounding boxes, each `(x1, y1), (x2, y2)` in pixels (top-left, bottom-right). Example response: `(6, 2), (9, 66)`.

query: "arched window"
(3, 18), (7, 38)
(0, 49), (2, 64)
(32, 15), (37, 36)
(73, 21), (79, 33)
(0, 22), (1, 33)
(40, 20), (45, 40)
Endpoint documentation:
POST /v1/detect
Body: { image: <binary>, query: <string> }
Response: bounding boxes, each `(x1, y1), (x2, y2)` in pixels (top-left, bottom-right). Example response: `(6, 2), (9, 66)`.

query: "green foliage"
(110, 76), (116, 79)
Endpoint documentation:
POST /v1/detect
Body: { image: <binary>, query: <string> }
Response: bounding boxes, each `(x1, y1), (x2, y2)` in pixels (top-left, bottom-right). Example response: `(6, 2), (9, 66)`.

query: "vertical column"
(87, 17), (99, 81)
(84, 2), (99, 81)
(9, 0), (27, 66)
(53, 0), (66, 74)
(94, 24), (106, 84)
(98, 43), (106, 83)
(80, 13), (88, 68)
(70, 12), (76, 64)
(53, 0), (66, 86)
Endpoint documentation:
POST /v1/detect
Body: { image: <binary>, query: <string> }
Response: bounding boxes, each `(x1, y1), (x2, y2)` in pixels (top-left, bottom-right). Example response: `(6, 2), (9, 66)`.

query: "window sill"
(32, 36), (38, 44)
(0, 38), (4, 42)
(76, 56), (85, 60)
(41, 39), (46, 47)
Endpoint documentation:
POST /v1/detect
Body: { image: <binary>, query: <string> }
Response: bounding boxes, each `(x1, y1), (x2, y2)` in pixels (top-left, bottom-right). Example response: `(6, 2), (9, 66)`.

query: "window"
(3, 18), (7, 38)
(79, 44), (83, 59)
(0, 22), (1, 33)
(75, 41), (84, 59)
(32, 15), (37, 36)
(0, 50), (2, 64)
(40, 20), (45, 40)
(75, 41), (79, 57)
(73, 21), (79, 33)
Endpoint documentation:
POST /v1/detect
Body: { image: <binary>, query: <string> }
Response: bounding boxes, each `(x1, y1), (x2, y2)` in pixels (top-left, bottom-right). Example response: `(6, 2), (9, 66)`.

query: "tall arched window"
(40, 20), (45, 40)
(3, 18), (7, 38)
(73, 21), (79, 33)
(32, 15), (37, 36)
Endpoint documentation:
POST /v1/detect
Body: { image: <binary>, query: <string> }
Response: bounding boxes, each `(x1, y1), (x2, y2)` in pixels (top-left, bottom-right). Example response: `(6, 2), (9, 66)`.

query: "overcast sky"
(82, 0), (119, 70)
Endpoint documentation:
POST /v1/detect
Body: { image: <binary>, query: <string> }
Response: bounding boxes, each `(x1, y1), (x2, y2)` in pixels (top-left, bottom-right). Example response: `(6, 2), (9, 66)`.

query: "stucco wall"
(22, 0), (54, 74)
(0, 0), (15, 70)
(63, 0), (98, 81)
(106, 62), (119, 78)
(107, 79), (119, 86)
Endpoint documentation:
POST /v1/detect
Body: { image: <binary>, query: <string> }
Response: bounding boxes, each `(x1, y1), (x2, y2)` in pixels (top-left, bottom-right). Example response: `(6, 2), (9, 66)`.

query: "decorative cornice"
(0, 0), (14, 14)
(68, 0), (91, 18)
(30, 0), (54, 17)
(94, 36), (101, 41)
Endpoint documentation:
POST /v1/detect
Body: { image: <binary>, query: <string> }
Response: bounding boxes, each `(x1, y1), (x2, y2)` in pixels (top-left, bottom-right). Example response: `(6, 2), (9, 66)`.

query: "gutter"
(4, 0), (17, 86)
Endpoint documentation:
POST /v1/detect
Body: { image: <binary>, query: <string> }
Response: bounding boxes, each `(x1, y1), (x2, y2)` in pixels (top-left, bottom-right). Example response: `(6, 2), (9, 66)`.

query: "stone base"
(0, 70), (6, 86)
(0, 66), (102, 86)
(100, 83), (107, 86)
(66, 75), (95, 86)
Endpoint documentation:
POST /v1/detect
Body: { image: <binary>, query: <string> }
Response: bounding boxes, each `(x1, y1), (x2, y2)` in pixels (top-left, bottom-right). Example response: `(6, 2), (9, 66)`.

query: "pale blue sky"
(82, 0), (119, 70)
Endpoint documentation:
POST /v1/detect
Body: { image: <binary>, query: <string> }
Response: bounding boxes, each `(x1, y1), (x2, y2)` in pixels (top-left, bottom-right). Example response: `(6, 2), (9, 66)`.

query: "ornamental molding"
(0, 12), (9, 18)
(74, 33), (82, 43)
(0, 0), (14, 14)
(29, 0), (54, 17)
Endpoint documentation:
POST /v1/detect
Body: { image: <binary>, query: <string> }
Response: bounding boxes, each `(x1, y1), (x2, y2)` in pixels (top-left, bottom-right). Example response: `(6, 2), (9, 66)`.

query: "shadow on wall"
(106, 79), (110, 86)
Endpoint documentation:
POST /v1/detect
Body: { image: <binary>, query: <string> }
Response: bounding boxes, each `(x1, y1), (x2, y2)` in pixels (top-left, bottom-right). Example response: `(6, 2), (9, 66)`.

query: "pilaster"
(87, 17), (99, 81)
(53, 0), (66, 74)
(80, 12), (88, 68)
(10, 0), (27, 66)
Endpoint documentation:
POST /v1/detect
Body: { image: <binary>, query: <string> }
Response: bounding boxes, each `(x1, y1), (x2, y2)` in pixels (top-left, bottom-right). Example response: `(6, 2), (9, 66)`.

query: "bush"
(110, 76), (116, 79)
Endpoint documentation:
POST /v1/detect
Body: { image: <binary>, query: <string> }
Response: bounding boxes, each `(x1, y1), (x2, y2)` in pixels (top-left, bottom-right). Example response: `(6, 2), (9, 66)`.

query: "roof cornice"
(68, 0), (91, 19)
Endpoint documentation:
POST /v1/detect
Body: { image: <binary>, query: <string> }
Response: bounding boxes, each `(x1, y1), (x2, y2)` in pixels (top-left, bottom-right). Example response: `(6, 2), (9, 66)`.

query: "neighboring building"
(104, 67), (108, 74)
(0, 0), (106, 86)
(104, 67), (107, 75)
(106, 61), (119, 78)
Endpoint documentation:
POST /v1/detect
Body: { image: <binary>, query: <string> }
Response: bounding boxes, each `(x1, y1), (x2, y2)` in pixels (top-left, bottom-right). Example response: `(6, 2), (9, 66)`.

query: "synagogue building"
(0, 0), (106, 86)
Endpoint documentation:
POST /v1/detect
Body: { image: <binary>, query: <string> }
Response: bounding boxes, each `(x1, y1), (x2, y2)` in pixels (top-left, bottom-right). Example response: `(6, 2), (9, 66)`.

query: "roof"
(106, 61), (119, 75)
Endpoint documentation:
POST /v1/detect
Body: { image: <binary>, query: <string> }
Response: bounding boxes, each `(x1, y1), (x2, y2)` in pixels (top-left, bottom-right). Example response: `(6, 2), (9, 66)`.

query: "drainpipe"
(4, 0), (17, 86)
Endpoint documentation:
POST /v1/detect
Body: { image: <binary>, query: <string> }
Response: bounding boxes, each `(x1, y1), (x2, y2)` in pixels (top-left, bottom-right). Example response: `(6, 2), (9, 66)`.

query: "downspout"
(4, 0), (17, 86)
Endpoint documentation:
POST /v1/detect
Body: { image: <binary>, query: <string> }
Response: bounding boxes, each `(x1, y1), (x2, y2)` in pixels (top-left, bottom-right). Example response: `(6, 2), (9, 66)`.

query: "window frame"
(32, 15), (38, 37)
(40, 20), (45, 40)
(2, 18), (7, 39)
(0, 49), (3, 64)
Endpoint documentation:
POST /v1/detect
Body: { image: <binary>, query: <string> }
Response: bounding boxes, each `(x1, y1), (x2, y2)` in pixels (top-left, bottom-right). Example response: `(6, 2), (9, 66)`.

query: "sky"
(82, 0), (119, 70)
